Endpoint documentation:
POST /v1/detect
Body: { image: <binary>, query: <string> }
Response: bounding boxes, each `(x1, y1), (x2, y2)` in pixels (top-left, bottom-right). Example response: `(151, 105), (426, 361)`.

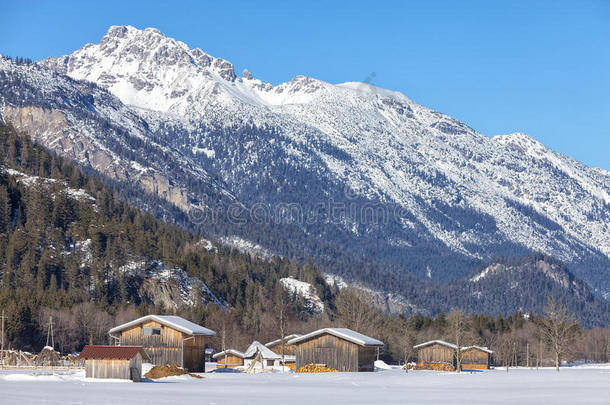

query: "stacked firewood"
(297, 363), (339, 373)
(415, 362), (454, 371)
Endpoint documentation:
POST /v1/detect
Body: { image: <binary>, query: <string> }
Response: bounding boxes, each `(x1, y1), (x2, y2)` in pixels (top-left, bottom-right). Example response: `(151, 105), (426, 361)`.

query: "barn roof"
(213, 349), (246, 359)
(108, 315), (216, 336)
(413, 340), (458, 350)
(264, 334), (302, 347)
(79, 345), (145, 360)
(461, 345), (494, 354)
(244, 341), (281, 359)
(287, 328), (383, 347)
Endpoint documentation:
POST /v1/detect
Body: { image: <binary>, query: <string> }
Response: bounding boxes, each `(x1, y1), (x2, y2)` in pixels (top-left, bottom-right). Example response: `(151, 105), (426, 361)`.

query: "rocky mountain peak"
(40, 25), (238, 112)
(3, 27), (610, 300)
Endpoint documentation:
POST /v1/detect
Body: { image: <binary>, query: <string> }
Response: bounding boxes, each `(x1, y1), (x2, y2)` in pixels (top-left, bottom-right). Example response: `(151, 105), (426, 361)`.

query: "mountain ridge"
(1, 25), (609, 299)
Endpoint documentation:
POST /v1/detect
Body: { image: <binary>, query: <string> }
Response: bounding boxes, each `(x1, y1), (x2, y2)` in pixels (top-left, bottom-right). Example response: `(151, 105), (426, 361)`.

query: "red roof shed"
(79, 345), (147, 381)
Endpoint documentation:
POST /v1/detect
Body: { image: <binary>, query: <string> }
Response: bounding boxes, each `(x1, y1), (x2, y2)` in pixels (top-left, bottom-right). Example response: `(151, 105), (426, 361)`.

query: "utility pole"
(537, 339), (542, 370)
(1, 309), (7, 368)
(512, 341), (517, 367)
(45, 316), (54, 349)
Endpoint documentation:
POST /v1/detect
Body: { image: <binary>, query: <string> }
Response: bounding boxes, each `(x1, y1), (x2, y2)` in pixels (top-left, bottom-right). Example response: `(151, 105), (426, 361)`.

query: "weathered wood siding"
(417, 343), (456, 370)
(85, 353), (142, 381)
(118, 321), (206, 372)
(294, 334), (375, 372)
(216, 354), (244, 368)
(183, 334), (206, 371)
(357, 345), (377, 372)
(461, 348), (490, 369)
(418, 344), (455, 364)
(267, 343), (297, 356)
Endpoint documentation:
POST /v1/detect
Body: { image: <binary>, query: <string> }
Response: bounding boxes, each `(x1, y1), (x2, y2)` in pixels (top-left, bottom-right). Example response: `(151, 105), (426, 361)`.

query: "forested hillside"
(1, 122), (608, 360)
(0, 123), (333, 351)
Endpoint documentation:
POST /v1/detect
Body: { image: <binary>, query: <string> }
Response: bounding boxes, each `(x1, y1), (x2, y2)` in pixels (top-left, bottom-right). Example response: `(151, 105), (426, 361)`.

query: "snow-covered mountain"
(2, 25), (609, 297)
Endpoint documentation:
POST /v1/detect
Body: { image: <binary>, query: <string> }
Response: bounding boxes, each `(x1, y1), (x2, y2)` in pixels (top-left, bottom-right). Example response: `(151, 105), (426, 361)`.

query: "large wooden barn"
(461, 346), (493, 369)
(213, 349), (245, 369)
(108, 315), (215, 372)
(79, 345), (148, 381)
(288, 328), (383, 372)
(413, 340), (458, 371)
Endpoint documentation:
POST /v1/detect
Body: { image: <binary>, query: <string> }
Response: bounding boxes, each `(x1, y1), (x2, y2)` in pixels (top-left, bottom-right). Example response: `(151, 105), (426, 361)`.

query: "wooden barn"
(413, 340), (457, 371)
(265, 334), (301, 370)
(213, 349), (245, 369)
(288, 328), (383, 372)
(79, 345), (148, 381)
(108, 315), (215, 372)
(461, 346), (493, 369)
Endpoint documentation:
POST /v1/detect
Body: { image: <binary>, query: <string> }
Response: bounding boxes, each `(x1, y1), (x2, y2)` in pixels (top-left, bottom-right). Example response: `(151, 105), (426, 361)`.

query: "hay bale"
(35, 346), (61, 367)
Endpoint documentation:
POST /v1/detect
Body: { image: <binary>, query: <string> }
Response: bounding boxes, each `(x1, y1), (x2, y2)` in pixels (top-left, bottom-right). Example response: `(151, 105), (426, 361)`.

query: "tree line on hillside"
(0, 123), (331, 350)
(332, 291), (609, 370)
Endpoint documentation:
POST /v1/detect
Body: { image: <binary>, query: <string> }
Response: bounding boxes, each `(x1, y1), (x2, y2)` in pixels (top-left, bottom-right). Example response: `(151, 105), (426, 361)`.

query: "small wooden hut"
(265, 334), (301, 370)
(461, 346), (493, 369)
(413, 340), (457, 371)
(288, 328), (383, 372)
(79, 345), (147, 381)
(213, 349), (245, 369)
(108, 315), (215, 372)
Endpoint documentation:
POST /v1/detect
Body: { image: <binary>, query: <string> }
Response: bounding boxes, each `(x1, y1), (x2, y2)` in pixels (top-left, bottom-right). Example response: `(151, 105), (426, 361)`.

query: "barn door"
(130, 367), (140, 382)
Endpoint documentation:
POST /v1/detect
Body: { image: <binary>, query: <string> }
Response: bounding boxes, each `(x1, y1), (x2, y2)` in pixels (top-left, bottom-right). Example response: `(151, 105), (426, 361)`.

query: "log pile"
(297, 363), (339, 373)
(461, 363), (488, 370)
(415, 362), (454, 371)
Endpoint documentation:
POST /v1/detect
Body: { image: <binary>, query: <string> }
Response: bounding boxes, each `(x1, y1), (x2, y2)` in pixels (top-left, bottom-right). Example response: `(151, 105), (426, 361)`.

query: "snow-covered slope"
(119, 260), (225, 309)
(2, 25), (610, 297)
(0, 55), (237, 215)
(279, 277), (324, 313)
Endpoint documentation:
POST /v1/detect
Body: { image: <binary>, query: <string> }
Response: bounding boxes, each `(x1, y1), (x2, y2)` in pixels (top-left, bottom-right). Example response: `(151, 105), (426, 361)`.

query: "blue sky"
(2, 0), (609, 169)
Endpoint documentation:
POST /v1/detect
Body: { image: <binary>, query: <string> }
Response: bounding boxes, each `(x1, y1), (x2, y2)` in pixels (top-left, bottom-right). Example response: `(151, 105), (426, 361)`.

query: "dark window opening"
(143, 327), (161, 336)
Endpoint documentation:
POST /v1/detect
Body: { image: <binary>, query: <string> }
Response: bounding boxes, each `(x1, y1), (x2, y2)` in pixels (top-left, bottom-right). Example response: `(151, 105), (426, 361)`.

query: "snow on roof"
(413, 340), (458, 350)
(213, 349), (246, 359)
(461, 346), (494, 354)
(79, 345), (145, 360)
(244, 341), (281, 359)
(264, 334), (302, 347)
(287, 328), (383, 347)
(108, 315), (216, 336)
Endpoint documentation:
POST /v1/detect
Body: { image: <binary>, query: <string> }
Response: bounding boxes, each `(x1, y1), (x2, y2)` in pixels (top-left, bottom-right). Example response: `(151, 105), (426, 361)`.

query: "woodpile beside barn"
(288, 328), (383, 372)
(413, 340), (458, 371)
(108, 315), (215, 372)
(461, 346), (493, 369)
(414, 340), (494, 371)
(79, 345), (148, 381)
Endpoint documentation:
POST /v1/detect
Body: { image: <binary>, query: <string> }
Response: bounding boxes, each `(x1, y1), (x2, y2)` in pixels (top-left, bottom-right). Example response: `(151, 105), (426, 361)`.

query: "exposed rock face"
(121, 260), (225, 309)
(2, 106), (191, 211)
(1, 25), (610, 299)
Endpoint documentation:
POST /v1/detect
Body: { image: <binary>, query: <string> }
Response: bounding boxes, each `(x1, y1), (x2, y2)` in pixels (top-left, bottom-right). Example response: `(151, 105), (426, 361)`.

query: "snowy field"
(1, 365), (609, 404)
